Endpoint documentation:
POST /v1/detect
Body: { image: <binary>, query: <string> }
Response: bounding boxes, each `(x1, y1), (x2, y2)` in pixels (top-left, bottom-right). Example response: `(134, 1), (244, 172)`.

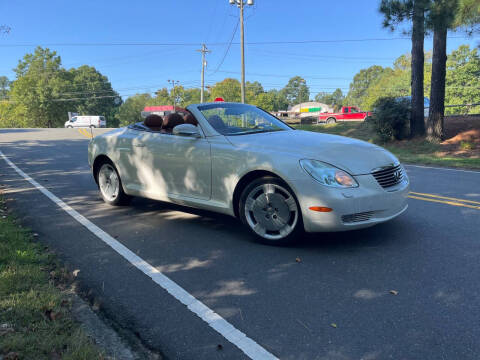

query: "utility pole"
(167, 79), (179, 111)
(229, 0), (254, 104)
(196, 44), (211, 103)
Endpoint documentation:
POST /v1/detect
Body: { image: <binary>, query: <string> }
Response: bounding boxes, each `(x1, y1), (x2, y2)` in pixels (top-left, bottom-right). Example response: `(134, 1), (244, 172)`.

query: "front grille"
(342, 211), (375, 224)
(372, 164), (404, 189)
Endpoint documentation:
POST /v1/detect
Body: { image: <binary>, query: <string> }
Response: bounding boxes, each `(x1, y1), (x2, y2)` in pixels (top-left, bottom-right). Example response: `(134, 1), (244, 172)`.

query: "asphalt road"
(1, 128), (480, 360)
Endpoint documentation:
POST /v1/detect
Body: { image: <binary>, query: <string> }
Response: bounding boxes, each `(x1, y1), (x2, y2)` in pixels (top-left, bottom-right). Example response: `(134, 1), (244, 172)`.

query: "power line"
(210, 19), (240, 74)
(215, 70), (353, 80)
(0, 35), (470, 48)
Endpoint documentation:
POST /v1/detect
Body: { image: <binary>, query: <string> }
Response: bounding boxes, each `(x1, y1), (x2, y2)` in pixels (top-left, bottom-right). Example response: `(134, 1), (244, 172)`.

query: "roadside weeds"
(0, 196), (107, 359)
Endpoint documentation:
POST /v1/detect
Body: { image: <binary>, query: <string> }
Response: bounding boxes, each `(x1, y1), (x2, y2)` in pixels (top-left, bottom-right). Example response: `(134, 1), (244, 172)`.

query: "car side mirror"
(172, 123), (201, 138)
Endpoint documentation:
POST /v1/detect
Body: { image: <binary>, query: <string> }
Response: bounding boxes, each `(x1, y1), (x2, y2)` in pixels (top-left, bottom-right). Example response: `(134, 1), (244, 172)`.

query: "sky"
(0, 0), (478, 100)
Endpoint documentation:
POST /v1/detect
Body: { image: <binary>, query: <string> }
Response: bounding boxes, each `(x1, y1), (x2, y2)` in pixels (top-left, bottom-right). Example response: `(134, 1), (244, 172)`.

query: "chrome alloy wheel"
(98, 164), (120, 202)
(244, 183), (299, 240)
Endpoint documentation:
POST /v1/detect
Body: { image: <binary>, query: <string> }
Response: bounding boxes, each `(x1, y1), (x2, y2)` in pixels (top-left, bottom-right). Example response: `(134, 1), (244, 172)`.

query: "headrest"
(144, 114), (163, 128)
(183, 113), (198, 126)
(162, 113), (184, 129)
(208, 115), (226, 129)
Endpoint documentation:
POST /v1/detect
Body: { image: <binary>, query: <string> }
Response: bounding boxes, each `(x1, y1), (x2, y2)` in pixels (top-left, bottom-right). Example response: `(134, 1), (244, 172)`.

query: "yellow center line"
(409, 191), (480, 205)
(408, 195), (480, 210)
(77, 128), (93, 139)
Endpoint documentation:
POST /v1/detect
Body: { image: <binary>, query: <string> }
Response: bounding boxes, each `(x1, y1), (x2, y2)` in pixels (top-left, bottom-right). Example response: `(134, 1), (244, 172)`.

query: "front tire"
(97, 162), (131, 206)
(239, 176), (303, 245)
(326, 117), (336, 124)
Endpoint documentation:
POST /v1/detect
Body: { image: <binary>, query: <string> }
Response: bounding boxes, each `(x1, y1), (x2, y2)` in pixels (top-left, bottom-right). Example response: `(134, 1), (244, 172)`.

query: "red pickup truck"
(318, 106), (372, 124)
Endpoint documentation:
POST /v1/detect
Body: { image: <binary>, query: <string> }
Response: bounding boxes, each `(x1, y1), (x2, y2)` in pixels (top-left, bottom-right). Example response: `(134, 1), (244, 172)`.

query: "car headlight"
(300, 159), (358, 188)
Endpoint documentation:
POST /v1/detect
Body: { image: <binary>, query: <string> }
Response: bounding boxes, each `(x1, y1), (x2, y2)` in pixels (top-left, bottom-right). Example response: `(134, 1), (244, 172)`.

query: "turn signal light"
(309, 206), (333, 212)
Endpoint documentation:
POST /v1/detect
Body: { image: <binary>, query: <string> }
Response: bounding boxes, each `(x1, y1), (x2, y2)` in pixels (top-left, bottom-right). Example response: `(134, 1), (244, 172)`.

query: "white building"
(290, 102), (333, 118)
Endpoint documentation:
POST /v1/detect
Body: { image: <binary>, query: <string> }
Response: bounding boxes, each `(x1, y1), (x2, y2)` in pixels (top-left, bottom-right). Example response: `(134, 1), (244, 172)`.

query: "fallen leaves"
(389, 290), (399, 295)
(330, 323), (337, 328)
(295, 257), (301, 263)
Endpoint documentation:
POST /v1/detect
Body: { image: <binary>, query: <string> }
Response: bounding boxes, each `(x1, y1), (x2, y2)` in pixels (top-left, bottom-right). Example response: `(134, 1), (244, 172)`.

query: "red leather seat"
(162, 113), (184, 133)
(144, 114), (163, 131)
(183, 113), (198, 126)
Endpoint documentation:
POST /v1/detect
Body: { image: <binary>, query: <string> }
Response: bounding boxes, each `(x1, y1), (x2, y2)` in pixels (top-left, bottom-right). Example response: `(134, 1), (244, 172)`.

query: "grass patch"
(294, 122), (480, 170)
(0, 198), (105, 359)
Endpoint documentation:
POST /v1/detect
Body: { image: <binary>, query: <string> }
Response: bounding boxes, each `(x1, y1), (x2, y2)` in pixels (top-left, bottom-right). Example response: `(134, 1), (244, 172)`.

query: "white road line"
(0, 150), (278, 360)
(405, 164), (480, 174)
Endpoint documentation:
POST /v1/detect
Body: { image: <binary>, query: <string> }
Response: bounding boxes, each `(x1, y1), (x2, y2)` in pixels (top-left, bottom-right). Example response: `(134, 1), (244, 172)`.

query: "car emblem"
(393, 170), (402, 181)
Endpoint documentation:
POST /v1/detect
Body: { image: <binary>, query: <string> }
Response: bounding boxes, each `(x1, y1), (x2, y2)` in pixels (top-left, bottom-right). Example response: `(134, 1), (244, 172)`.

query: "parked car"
(318, 106), (372, 124)
(396, 97), (430, 118)
(65, 115), (106, 128)
(88, 102), (409, 245)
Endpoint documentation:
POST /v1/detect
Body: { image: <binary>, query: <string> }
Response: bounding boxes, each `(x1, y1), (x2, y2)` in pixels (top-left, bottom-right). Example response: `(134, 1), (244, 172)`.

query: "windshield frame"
(194, 102), (293, 136)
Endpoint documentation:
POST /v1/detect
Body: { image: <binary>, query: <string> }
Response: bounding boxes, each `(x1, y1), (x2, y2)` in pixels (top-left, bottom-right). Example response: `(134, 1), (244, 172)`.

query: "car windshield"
(197, 103), (291, 136)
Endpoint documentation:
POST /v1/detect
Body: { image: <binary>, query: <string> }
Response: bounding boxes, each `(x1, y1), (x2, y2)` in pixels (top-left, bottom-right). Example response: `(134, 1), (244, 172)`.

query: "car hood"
(226, 130), (398, 175)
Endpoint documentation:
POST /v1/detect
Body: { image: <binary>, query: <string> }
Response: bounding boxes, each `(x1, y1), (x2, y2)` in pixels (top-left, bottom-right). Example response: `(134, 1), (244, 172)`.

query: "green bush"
(369, 97), (410, 142)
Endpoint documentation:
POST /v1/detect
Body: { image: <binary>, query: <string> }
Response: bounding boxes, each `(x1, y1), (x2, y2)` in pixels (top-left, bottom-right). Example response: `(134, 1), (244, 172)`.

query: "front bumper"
(290, 173), (410, 233)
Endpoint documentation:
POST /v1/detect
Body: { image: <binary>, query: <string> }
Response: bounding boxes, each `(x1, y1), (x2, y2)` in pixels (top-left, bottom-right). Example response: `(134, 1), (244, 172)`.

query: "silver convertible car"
(88, 102), (409, 245)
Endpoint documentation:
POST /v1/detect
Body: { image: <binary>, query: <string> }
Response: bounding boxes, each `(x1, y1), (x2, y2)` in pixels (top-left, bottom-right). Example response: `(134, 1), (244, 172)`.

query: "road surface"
(1, 128), (479, 360)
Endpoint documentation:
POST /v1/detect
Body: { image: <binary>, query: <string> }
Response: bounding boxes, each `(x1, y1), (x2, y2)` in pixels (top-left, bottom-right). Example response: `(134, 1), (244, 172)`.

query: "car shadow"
(108, 195), (410, 252)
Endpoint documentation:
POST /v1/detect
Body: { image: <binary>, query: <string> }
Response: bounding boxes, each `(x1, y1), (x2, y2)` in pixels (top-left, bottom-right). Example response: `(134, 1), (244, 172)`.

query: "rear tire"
(67, 125), (73, 128)
(239, 176), (303, 245)
(326, 117), (336, 124)
(90, 125), (96, 128)
(96, 161), (131, 206)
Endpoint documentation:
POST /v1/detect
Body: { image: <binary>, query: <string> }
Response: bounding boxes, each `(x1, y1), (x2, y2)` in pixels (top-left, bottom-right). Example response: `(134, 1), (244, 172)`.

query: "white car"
(65, 115), (106, 128)
(88, 102), (409, 245)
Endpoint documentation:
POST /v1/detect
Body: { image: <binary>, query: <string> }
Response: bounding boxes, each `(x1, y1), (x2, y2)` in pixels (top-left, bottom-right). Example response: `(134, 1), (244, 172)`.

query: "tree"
(380, 0), (431, 137)
(7, 47), (119, 128)
(211, 78), (241, 102)
(456, 0), (480, 34)
(116, 93), (151, 126)
(344, 66), (387, 108)
(182, 88), (204, 106)
(426, 0), (459, 141)
(246, 81), (264, 103)
(170, 85), (185, 107)
(148, 88), (171, 106)
(363, 56), (413, 109)
(281, 76), (310, 105)
(0, 76), (10, 99)
(69, 65), (119, 119)
(445, 45), (480, 114)
(315, 88), (345, 110)
(9, 47), (72, 127)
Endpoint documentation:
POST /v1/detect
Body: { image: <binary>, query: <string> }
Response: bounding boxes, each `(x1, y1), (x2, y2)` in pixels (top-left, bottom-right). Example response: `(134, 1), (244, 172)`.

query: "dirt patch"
(444, 115), (480, 139)
(442, 129), (480, 145)
(436, 115), (480, 157)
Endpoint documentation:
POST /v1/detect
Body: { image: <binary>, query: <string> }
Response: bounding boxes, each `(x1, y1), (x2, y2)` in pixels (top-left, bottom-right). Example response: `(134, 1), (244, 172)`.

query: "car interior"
(142, 111), (198, 134)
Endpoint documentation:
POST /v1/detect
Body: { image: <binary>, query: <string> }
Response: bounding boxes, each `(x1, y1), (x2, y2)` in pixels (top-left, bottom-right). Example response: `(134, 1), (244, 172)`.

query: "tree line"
(325, 44), (480, 115)
(0, 44), (478, 129)
(0, 49), (311, 128)
(0, 47), (119, 128)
